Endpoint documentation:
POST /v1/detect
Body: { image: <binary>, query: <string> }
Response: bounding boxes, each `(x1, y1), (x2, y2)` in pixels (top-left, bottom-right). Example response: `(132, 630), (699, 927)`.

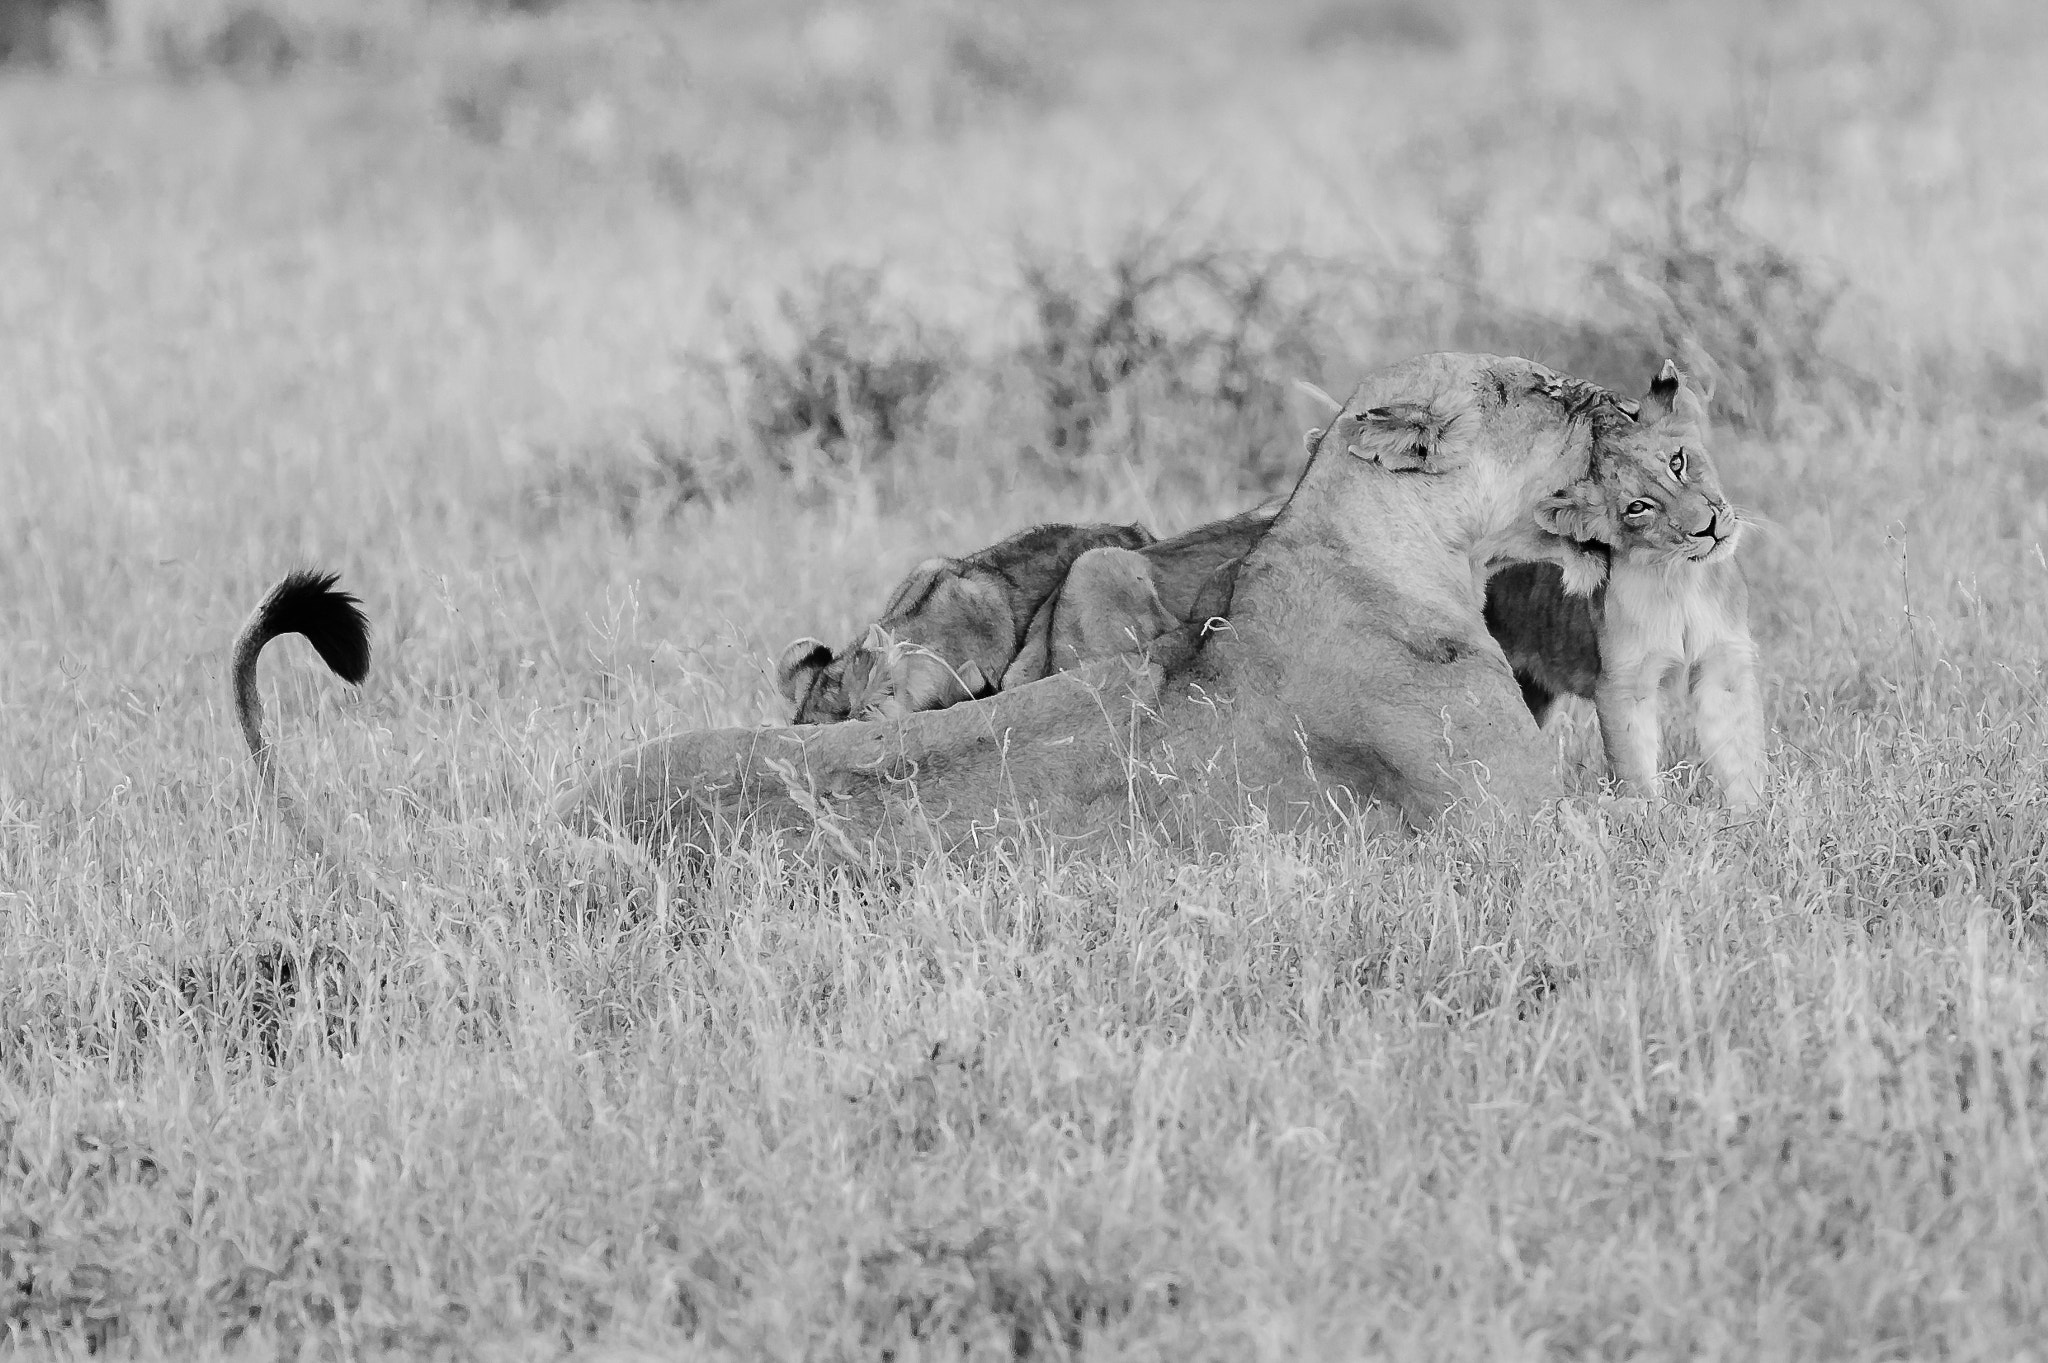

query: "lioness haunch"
(558, 353), (1631, 858)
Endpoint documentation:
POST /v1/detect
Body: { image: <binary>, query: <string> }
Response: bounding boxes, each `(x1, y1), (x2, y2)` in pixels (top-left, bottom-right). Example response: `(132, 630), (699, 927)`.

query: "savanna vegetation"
(4, 0), (2047, 1356)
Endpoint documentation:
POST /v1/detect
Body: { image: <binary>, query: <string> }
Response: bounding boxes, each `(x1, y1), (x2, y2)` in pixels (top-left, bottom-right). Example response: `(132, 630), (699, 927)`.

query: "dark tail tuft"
(261, 569), (371, 684)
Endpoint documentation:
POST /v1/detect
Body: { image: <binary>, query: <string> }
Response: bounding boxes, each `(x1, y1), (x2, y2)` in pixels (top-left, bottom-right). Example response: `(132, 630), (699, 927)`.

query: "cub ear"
(1637, 359), (1684, 423)
(1534, 489), (1608, 545)
(775, 637), (834, 703)
(1344, 401), (1456, 473)
(1302, 426), (1324, 456)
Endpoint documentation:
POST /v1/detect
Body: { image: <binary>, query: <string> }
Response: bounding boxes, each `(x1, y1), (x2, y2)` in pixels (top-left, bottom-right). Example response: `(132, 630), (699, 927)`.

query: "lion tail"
(231, 569), (371, 871)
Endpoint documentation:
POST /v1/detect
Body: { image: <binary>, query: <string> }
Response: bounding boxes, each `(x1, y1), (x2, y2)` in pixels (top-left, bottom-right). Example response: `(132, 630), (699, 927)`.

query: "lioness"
(1487, 363), (1765, 808)
(780, 379), (1622, 726)
(560, 353), (1630, 856)
(776, 520), (1153, 723)
(1037, 366), (1766, 809)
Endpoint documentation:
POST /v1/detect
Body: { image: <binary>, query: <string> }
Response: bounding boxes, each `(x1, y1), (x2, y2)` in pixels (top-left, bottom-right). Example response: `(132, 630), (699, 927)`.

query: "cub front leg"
(1690, 643), (1766, 811)
(1595, 667), (1665, 797)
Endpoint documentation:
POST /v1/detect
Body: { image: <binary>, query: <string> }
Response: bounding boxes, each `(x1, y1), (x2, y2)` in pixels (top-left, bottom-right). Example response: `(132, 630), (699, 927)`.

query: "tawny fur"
(231, 570), (673, 911)
(1485, 363), (1767, 809)
(1042, 547), (1186, 675)
(1597, 558), (1764, 809)
(562, 353), (1638, 857)
(1003, 507), (1279, 687)
(777, 520), (1154, 723)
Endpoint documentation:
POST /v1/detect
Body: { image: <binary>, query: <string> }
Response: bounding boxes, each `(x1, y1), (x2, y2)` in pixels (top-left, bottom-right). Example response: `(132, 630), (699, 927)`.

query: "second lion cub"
(1490, 362), (1766, 810)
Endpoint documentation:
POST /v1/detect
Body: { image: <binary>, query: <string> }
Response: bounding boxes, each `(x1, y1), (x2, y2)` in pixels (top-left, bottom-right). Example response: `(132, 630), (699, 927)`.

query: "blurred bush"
(519, 423), (742, 536)
(1593, 177), (1850, 432)
(0, 0), (107, 66)
(155, 4), (300, 79)
(720, 265), (954, 456)
(521, 182), (1873, 531)
(1299, 0), (1465, 54)
(1371, 176), (1852, 433)
(24, 0), (2000, 514)
(786, 1), (1065, 135)
(523, 266), (960, 529)
(1018, 226), (1353, 490)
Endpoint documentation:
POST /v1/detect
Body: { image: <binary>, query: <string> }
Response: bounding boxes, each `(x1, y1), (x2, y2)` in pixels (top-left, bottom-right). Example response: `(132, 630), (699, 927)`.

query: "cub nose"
(1690, 511), (1721, 542)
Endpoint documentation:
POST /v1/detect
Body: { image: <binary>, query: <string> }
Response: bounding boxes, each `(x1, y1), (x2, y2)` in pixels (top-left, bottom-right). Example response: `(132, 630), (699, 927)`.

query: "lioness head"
(1536, 361), (1741, 568)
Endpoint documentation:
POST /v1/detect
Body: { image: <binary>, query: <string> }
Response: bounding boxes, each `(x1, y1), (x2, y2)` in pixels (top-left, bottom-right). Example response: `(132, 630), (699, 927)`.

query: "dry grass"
(5, 0), (2048, 1356)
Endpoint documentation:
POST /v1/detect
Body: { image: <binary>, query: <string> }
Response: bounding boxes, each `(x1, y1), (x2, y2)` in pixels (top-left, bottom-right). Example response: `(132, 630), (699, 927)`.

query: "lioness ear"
(1638, 359), (1684, 423)
(775, 637), (834, 702)
(1302, 426), (1324, 455)
(1345, 402), (1454, 473)
(1534, 490), (1607, 544)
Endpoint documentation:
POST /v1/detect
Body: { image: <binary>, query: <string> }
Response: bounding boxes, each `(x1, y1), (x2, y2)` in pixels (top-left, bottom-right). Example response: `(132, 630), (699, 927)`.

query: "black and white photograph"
(4, 0), (2044, 1355)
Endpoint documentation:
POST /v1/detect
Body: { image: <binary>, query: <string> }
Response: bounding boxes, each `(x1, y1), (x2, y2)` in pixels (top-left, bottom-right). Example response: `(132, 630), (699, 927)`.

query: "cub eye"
(1625, 500), (1655, 517)
(1668, 450), (1687, 477)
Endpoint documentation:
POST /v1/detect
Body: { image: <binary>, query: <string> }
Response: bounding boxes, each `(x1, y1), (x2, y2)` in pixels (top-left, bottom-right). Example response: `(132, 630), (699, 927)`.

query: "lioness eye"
(1626, 500), (1654, 517)
(1669, 450), (1686, 477)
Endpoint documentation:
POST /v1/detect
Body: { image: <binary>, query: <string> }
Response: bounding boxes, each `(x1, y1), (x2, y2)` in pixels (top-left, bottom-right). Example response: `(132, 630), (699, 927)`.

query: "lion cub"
(1490, 362), (1766, 810)
(777, 521), (1153, 723)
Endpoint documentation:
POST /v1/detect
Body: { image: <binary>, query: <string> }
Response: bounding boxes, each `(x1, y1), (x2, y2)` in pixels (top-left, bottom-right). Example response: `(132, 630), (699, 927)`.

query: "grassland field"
(5, 0), (2048, 1356)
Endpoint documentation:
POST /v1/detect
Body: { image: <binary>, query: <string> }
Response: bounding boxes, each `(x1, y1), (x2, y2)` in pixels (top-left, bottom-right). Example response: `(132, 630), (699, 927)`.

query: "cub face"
(1538, 361), (1741, 567)
(776, 523), (1152, 725)
(775, 563), (1008, 724)
(837, 623), (995, 721)
(777, 623), (998, 724)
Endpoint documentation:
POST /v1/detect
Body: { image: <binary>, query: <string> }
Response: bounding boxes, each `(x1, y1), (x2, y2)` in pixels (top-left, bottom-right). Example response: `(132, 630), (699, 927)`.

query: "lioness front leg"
(1304, 641), (1564, 824)
(1595, 671), (1664, 797)
(1690, 645), (1766, 811)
